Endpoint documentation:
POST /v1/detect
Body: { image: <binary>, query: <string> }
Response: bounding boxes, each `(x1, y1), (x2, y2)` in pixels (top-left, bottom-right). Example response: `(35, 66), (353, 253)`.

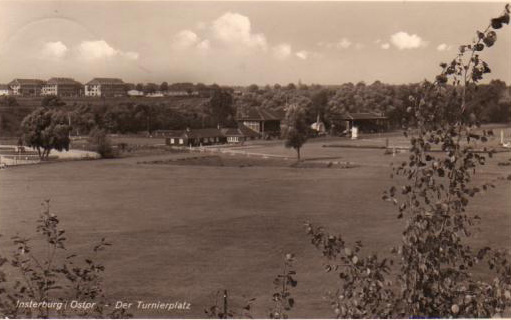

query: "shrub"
(87, 127), (115, 158)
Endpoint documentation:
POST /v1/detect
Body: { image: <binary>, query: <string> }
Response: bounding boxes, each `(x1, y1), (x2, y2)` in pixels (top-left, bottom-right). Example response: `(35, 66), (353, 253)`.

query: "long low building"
(155, 125), (261, 147)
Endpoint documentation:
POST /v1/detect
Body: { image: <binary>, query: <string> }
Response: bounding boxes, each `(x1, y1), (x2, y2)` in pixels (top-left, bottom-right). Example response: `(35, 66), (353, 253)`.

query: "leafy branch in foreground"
(269, 253), (297, 319)
(0, 200), (131, 319)
(307, 4), (511, 318)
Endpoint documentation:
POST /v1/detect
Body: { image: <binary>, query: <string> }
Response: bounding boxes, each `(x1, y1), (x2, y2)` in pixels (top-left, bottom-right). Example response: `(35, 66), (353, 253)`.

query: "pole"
(223, 290), (228, 319)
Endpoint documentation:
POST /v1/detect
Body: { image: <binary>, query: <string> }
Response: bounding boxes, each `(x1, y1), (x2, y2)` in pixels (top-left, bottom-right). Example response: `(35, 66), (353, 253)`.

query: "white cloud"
(381, 43), (390, 50)
(78, 40), (139, 60)
(172, 30), (210, 52)
(336, 38), (352, 49)
(42, 41), (68, 59)
(436, 43), (452, 51)
(390, 32), (428, 50)
(273, 43), (292, 60)
(295, 50), (309, 60)
(78, 40), (117, 59)
(173, 30), (200, 49)
(211, 12), (267, 51)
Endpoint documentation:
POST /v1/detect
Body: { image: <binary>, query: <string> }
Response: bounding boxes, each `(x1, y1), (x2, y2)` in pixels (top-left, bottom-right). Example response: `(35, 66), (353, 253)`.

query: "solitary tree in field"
(21, 108), (71, 160)
(284, 104), (308, 161)
(160, 81), (169, 92)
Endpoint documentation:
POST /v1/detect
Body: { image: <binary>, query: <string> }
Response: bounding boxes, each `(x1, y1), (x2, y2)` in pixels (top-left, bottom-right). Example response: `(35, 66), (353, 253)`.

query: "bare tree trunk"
(297, 147), (301, 161)
(43, 148), (51, 160)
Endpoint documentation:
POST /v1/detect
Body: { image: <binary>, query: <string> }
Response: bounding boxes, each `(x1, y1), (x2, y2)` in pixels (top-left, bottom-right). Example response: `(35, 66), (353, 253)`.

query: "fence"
(0, 155), (41, 166)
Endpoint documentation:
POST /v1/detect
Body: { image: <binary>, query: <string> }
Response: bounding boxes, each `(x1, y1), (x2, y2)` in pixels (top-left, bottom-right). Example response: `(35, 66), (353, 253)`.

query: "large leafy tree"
(21, 108), (71, 159)
(205, 89), (235, 127)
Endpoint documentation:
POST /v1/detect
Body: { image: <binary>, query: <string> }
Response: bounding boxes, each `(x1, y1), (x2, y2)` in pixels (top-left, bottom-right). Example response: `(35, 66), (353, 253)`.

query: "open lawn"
(0, 139), (510, 318)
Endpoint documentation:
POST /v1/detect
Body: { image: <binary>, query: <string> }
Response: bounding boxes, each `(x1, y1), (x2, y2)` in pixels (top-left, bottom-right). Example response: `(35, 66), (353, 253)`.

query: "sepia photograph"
(0, 0), (510, 318)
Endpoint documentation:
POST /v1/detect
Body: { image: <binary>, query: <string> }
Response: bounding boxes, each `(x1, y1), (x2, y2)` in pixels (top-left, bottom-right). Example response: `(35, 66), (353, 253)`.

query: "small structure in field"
(335, 112), (389, 134)
(127, 89), (144, 97)
(310, 114), (327, 135)
(236, 108), (284, 139)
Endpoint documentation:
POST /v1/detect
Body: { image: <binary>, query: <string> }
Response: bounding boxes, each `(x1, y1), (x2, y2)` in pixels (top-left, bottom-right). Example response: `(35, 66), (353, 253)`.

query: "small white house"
(127, 89), (144, 97)
(0, 84), (11, 96)
(146, 91), (164, 98)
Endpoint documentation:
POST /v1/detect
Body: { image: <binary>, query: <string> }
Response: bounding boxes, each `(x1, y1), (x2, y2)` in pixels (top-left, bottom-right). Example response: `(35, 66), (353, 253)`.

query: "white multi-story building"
(84, 78), (126, 97)
(41, 78), (82, 97)
(8, 79), (46, 96)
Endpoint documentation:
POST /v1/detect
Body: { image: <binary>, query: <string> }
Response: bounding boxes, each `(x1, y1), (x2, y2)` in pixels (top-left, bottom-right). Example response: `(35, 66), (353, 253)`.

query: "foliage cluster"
(304, 5), (511, 318)
(283, 104), (309, 160)
(0, 200), (129, 318)
(87, 127), (115, 158)
(20, 107), (71, 159)
(67, 89), (234, 135)
(235, 80), (511, 133)
(269, 254), (297, 319)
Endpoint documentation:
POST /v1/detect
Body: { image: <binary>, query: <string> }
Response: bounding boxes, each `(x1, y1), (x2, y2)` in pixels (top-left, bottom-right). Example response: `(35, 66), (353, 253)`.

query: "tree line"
(236, 80), (511, 131)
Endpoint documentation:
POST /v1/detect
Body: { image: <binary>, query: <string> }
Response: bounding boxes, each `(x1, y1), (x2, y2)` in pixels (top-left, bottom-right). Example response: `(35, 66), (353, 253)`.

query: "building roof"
(46, 77), (82, 86)
(8, 79), (46, 86)
(86, 78), (124, 85)
(237, 108), (283, 121)
(184, 128), (224, 139)
(221, 126), (260, 138)
(337, 113), (388, 121)
(0, 84), (10, 90)
(237, 124), (261, 137)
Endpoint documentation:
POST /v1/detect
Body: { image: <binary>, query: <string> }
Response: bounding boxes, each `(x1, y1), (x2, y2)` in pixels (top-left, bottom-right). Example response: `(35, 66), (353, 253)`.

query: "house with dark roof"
(236, 108), (284, 139)
(84, 78), (126, 97)
(335, 112), (389, 134)
(158, 124), (262, 147)
(42, 78), (82, 97)
(161, 128), (226, 147)
(8, 79), (46, 96)
(0, 84), (11, 96)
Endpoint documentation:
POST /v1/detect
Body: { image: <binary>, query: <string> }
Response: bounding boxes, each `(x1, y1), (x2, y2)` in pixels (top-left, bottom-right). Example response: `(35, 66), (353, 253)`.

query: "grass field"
(0, 138), (510, 318)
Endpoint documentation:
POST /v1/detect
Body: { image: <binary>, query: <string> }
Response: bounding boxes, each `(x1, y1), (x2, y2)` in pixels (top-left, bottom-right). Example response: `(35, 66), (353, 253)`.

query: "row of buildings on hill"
(0, 78), (210, 98)
(1, 78), (126, 97)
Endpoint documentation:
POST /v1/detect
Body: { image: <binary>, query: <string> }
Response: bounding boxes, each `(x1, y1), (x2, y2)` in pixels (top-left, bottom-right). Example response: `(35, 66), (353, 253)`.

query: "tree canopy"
(21, 107), (71, 159)
(283, 104), (309, 160)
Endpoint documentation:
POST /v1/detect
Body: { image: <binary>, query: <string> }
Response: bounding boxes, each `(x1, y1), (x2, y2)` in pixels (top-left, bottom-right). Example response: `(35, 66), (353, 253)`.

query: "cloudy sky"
(0, 1), (509, 85)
